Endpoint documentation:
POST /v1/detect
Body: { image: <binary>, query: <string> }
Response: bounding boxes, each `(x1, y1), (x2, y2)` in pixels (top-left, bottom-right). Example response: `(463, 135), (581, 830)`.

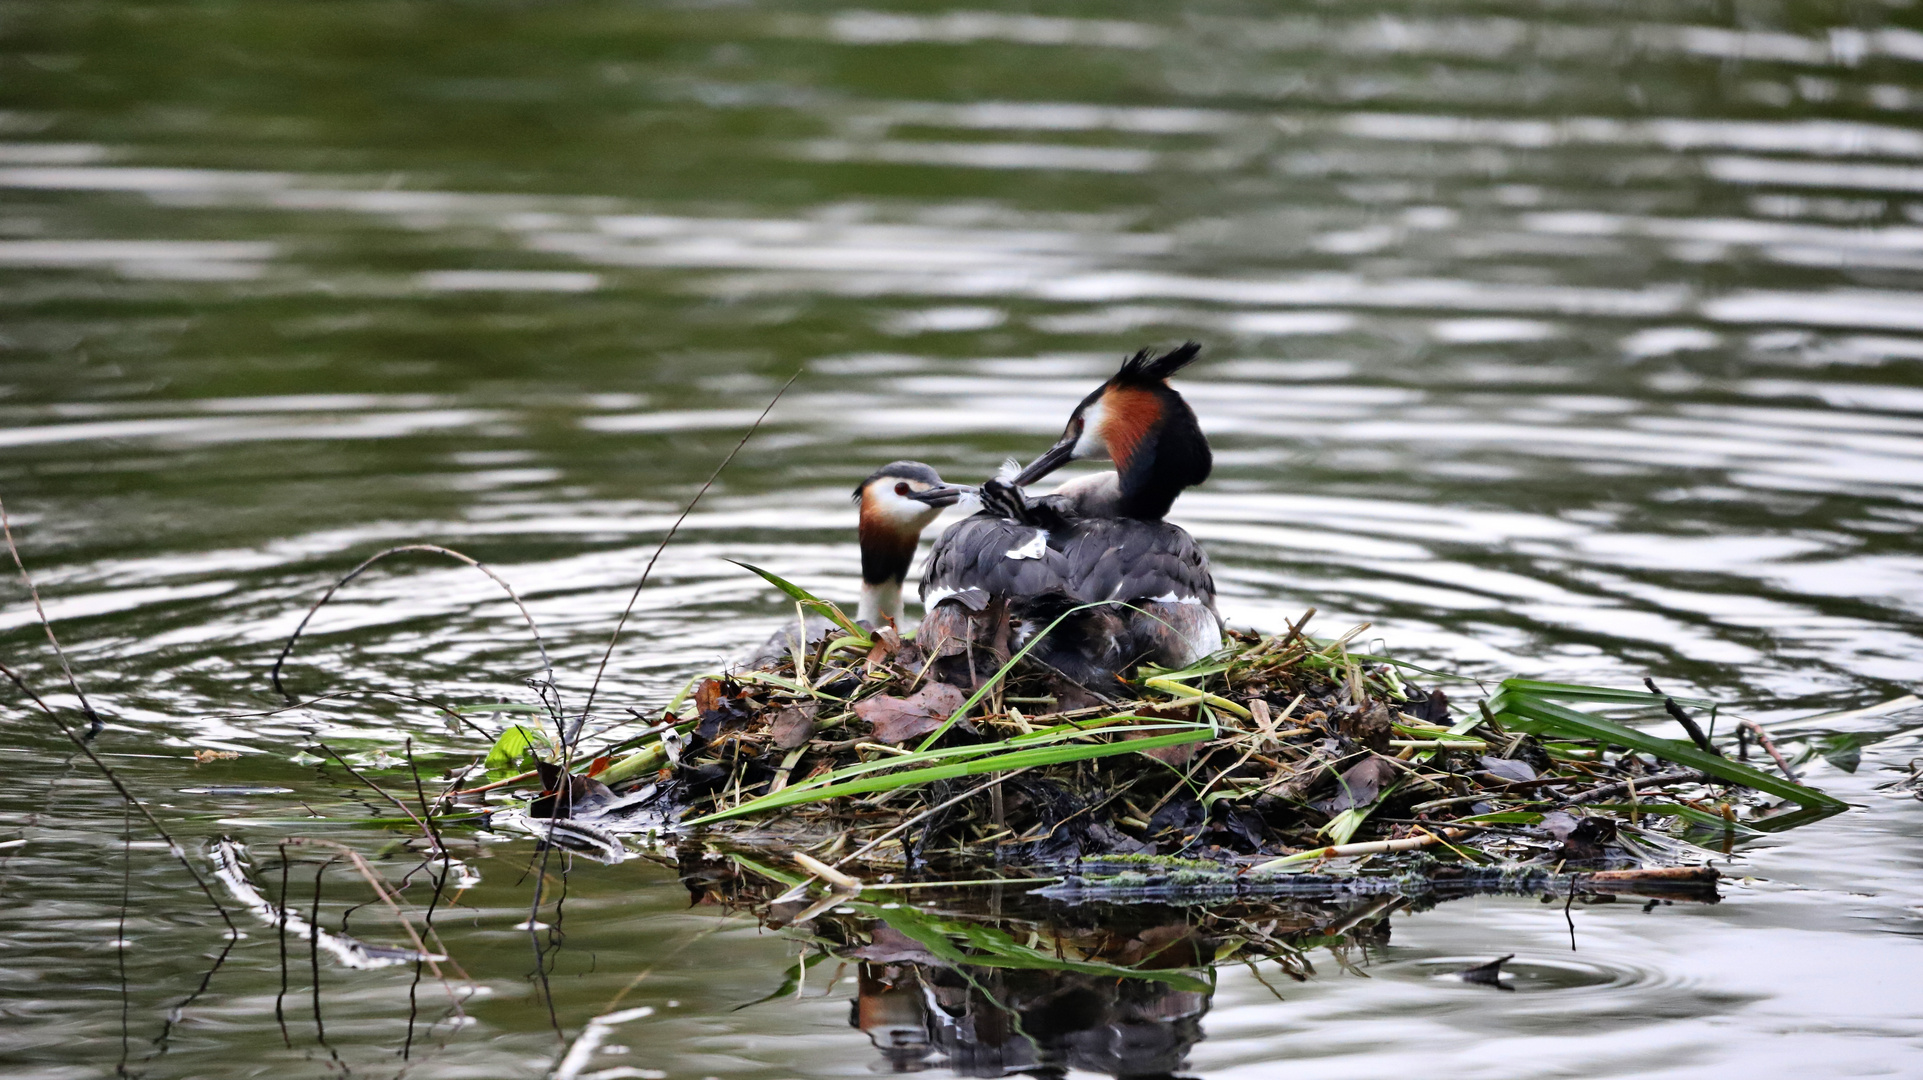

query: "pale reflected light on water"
(1, 1), (1922, 1077)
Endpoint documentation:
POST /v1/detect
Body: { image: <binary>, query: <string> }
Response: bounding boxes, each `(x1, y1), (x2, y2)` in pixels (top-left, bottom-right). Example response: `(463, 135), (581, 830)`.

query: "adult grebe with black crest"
(919, 343), (1222, 687)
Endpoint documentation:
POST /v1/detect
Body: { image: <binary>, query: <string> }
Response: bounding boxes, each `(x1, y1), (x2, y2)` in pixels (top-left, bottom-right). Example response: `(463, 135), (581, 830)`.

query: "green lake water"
(2, 2), (1921, 1077)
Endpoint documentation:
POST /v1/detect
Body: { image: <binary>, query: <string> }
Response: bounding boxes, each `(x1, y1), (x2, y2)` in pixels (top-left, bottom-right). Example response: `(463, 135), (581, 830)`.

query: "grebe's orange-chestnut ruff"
(749, 461), (961, 665)
(849, 461), (965, 626)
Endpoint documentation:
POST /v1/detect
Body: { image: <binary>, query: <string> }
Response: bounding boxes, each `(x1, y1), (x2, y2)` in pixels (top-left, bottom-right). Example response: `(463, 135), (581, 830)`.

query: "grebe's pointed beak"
(1012, 436), (1077, 487)
(906, 483), (965, 508)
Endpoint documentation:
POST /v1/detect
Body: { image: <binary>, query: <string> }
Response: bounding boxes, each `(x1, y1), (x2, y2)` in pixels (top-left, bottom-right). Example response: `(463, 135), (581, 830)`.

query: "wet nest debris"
(444, 570), (1849, 892)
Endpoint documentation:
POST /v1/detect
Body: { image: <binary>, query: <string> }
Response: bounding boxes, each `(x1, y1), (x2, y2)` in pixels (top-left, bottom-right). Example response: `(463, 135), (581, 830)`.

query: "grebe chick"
(919, 343), (1223, 686)
(747, 462), (962, 667)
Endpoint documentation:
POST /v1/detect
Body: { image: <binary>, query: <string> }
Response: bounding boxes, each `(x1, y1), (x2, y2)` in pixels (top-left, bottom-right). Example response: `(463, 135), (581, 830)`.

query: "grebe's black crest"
(1115, 339), (1203, 383)
(1013, 341), (1211, 522)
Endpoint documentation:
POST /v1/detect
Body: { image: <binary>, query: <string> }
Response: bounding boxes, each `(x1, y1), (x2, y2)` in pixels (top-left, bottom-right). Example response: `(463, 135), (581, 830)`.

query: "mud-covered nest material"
(474, 606), (1844, 878)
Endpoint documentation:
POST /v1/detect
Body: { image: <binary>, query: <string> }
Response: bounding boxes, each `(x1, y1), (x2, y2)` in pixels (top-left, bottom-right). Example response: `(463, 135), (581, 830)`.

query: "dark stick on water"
(138, 936), (238, 1073)
(0, 499), (103, 737)
(310, 858), (334, 1054)
(117, 802), (131, 1077)
(526, 369), (801, 1040)
(1645, 678), (1717, 754)
(403, 738), (448, 1062)
(276, 845), (291, 1048)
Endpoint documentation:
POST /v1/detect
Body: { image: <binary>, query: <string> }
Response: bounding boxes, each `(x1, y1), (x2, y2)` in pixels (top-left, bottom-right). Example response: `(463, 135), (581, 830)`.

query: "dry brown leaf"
(693, 677), (726, 714)
(854, 682), (967, 745)
(1123, 701), (1200, 765)
(865, 626), (902, 665)
(1325, 754), (1400, 813)
(769, 702), (820, 750)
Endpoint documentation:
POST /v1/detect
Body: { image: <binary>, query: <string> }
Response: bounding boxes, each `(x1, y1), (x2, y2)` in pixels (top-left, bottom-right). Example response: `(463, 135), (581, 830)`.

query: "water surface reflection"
(4, 0), (1923, 1076)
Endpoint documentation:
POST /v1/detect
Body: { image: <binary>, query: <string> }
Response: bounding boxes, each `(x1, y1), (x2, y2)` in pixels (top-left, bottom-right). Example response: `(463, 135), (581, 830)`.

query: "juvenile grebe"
(919, 343), (1222, 686)
(851, 461), (966, 626)
(748, 462), (962, 665)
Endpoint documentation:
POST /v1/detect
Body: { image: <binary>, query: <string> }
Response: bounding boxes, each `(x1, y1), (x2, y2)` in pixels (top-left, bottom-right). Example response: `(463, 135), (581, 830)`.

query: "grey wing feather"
(1057, 519), (1215, 606)
(921, 514), (1071, 603)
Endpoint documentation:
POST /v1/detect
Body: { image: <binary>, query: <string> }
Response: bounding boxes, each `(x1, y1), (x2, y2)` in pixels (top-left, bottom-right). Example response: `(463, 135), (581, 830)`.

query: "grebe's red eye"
(894, 482), (912, 496)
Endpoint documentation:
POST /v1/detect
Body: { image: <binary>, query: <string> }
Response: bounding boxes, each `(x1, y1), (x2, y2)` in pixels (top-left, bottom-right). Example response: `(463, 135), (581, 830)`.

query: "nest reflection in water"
(674, 846), (1720, 1078)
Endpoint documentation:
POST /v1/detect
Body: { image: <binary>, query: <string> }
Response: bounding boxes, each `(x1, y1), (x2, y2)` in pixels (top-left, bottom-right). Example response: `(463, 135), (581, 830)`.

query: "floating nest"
(457, 598), (1845, 886)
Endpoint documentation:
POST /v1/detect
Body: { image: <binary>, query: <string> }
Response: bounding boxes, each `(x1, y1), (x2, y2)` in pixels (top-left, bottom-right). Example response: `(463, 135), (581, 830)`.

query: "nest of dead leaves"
(568, 613), (1740, 872)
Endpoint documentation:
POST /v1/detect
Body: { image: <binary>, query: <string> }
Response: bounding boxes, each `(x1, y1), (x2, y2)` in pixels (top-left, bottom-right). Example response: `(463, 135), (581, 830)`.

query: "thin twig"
(269, 543), (556, 719)
(282, 838), (467, 996)
(318, 743), (444, 857)
(1738, 720), (1800, 782)
(275, 844), (291, 1048)
(578, 368), (802, 743)
(448, 768), (539, 798)
(834, 768), (1034, 871)
(1645, 678), (1717, 754)
(0, 499), (102, 736)
(1561, 768), (1706, 806)
(527, 369), (799, 1039)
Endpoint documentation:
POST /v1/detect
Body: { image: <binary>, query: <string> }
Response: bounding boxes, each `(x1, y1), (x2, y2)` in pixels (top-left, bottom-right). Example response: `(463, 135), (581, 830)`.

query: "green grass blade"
(910, 601), (1114, 753)
(762, 716), (1208, 801)
(684, 729), (1211, 825)
(1497, 679), (1715, 710)
(727, 559), (868, 641)
(876, 906), (1211, 991)
(1490, 684), (1846, 810)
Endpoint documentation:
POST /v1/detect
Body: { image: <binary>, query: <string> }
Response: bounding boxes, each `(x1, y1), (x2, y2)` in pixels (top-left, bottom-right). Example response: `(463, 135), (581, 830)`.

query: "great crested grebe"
(918, 343), (1222, 686)
(749, 462), (962, 665)
(851, 461), (966, 625)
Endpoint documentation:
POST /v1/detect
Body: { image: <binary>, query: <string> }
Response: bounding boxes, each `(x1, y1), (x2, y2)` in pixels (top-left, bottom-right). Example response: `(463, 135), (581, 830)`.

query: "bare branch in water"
(276, 844), (292, 1049)
(318, 742), (446, 858)
(527, 369), (801, 1038)
(577, 368), (802, 745)
(0, 498), (103, 737)
(268, 542), (558, 726)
